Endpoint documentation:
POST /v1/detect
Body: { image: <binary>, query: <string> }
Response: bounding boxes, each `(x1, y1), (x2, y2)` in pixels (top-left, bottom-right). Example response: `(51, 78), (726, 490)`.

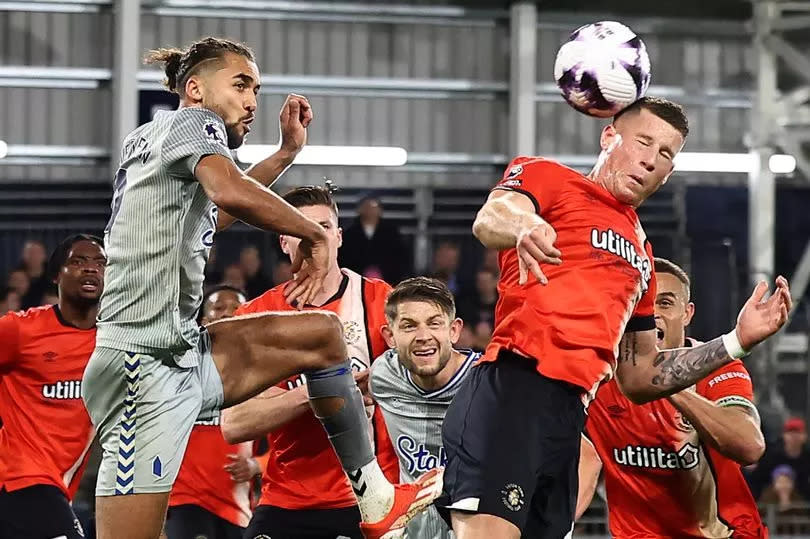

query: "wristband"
(722, 329), (749, 359)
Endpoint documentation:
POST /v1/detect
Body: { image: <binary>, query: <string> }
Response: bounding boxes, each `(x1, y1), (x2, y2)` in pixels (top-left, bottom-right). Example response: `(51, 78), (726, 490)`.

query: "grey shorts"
(81, 331), (224, 496)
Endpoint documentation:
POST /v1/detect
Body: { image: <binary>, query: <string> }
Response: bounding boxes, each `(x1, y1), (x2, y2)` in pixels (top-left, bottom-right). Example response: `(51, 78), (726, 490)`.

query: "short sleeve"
(697, 360), (755, 405)
(162, 108), (235, 176)
(0, 312), (21, 373)
(626, 241), (656, 332)
(492, 156), (566, 215)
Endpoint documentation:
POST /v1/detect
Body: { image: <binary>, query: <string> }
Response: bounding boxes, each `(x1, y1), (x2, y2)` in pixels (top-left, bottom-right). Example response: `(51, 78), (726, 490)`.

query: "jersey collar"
(404, 348), (479, 399)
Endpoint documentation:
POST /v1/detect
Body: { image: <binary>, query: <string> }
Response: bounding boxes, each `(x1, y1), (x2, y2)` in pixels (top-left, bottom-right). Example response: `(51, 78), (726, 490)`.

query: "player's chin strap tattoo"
(649, 336), (729, 389)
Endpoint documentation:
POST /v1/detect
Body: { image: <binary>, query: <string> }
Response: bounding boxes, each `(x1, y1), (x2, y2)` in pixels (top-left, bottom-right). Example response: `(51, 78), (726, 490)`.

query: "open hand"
(736, 276), (792, 350)
(283, 236), (329, 308)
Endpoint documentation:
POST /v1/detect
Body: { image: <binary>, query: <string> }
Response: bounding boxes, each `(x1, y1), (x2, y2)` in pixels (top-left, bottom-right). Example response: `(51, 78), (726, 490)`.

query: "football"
(553, 21), (651, 118)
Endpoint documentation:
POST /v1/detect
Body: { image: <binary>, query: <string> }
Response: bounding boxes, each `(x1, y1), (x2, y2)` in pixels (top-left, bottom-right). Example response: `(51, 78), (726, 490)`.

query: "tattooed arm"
(615, 332), (732, 403)
(615, 277), (792, 404)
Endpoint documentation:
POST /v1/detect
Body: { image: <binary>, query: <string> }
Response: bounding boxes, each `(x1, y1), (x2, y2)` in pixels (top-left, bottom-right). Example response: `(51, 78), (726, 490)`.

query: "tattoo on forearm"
(651, 336), (730, 389)
(619, 333), (638, 366)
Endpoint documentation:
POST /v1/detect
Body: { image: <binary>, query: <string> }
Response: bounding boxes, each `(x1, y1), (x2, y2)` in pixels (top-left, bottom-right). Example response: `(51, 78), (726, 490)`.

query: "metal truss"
(749, 0), (810, 413)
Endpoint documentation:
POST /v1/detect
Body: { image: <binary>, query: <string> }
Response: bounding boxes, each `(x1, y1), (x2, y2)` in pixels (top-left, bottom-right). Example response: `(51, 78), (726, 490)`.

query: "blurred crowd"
(744, 416), (810, 533)
(1, 239), (59, 314)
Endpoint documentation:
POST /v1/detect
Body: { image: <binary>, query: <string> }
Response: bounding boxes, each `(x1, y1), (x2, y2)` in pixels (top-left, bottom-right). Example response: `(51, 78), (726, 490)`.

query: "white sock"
(347, 459), (395, 523)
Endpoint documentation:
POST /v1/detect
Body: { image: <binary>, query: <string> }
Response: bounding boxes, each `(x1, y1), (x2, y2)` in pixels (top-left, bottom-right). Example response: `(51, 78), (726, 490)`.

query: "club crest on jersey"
(674, 410), (694, 433)
(204, 121), (227, 146)
(343, 320), (362, 345)
(590, 228), (652, 293)
(613, 443), (700, 470)
(500, 483), (525, 512)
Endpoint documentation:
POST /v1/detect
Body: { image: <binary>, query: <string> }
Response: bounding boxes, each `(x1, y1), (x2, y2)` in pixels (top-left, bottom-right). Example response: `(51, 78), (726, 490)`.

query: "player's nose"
(413, 327), (432, 340)
(639, 149), (657, 172)
(81, 263), (101, 274)
(245, 95), (257, 113)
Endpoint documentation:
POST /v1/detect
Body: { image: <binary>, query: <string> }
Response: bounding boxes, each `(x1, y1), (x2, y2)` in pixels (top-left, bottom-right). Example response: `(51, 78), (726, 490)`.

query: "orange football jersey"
(0, 305), (95, 499)
(169, 420), (254, 527)
(233, 270), (399, 510)
(481, 157), (656, 397)
(586, 359), (766, 538)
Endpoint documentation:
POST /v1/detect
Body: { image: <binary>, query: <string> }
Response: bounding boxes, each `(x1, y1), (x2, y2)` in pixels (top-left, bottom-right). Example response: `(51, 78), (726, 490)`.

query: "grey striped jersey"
(96, 107), (233, 363)
(370, 348), (479, 539)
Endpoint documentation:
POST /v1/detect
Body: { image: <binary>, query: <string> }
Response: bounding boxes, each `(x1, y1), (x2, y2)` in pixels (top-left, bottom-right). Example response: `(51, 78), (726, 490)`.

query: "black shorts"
(165, 504), (244, 539)
(437, 350), (586, 537)
(0, 484), (85, 539)
(244, 504), (363, 539)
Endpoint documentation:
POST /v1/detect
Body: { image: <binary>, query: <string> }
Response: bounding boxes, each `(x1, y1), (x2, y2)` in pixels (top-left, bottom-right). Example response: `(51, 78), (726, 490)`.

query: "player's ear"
(600, 123), (618, 151)
(279, 235), (289, 256)
(684, 302), (695, 326)
(449, 317), (463, 345)
(381, 324), (396, 348)
(337, 226), (343, 249)
(185, 75), (204, 104)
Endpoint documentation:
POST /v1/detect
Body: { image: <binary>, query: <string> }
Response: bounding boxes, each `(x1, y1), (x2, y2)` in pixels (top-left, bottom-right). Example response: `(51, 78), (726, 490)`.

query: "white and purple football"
(553, 21), (651, 118)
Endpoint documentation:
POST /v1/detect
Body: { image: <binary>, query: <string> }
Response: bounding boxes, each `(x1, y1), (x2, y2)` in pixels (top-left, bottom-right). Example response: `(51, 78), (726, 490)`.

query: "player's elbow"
(208, 189), (244, 216)
(615, 374), (658, 405)
(471, 211), (488, 243)
(730, 436), (766, 466)
(219, 409), (250, 444)
(472, 207), (501, 248)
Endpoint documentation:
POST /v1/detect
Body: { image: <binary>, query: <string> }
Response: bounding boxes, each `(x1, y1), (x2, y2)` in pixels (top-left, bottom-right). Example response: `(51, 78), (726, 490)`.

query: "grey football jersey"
(97, 107), (233, 363)
(370, 348), (479, 539)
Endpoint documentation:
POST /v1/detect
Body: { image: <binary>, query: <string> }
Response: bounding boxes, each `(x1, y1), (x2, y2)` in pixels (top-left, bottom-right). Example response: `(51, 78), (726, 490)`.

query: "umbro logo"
(606, 404), (626, 416)
(43, 351), (58, 362)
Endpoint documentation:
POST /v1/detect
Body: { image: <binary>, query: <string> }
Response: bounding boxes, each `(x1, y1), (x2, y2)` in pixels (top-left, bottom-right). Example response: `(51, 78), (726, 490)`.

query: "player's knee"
(308, 311), (346, 369)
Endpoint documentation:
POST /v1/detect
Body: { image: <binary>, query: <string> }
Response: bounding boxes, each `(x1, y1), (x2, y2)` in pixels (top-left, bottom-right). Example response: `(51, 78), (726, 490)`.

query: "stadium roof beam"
(140, 0), (505, 26)
(138, 71), (510, 100)
(0, 66), (752, 110)
(535, 82), (752, 109)
(0, 145), (108, 166)
(536, 11), (750, 38)
(0, 67), (111, 89)
(747, 0), (810, 411)
(0, 0), (110, 13)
